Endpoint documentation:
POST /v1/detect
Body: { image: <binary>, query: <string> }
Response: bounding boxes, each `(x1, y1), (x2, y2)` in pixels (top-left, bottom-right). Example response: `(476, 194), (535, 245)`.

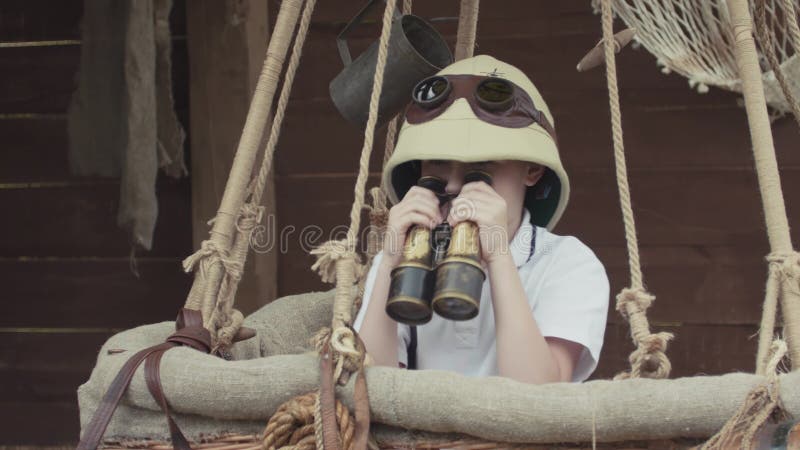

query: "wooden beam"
(186, 0), (276, 314)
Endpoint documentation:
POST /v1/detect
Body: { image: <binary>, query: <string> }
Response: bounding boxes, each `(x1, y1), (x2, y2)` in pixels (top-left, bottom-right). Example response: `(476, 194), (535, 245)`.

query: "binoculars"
(385, 171), (492, 325)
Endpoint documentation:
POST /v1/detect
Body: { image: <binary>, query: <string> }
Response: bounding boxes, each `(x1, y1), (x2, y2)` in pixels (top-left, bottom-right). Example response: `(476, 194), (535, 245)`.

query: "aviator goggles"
(405, 74), (558, 142)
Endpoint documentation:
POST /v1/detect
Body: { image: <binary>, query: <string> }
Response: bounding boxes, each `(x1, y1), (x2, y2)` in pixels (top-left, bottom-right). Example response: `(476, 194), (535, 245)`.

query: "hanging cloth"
(68, 0), (186, 250)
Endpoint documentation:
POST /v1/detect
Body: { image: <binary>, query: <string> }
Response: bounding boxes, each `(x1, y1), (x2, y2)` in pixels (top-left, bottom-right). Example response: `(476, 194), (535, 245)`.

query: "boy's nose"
(444, 163), (466, 196)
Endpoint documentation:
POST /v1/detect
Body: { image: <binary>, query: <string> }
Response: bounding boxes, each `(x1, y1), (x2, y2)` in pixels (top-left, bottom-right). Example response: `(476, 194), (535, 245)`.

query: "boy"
(354, 55), (609, 384)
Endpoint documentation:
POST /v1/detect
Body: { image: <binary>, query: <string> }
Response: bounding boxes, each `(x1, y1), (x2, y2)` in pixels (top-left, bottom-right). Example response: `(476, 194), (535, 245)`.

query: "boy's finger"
(408, 203), (443, 224)
(406, 186), (441, 202)
(404, 211), (439, 229)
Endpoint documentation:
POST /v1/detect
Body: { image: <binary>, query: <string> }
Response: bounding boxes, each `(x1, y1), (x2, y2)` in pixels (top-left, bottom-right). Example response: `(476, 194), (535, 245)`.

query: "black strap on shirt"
(405, 224), (538, 370)
(407, 326), (418, 370)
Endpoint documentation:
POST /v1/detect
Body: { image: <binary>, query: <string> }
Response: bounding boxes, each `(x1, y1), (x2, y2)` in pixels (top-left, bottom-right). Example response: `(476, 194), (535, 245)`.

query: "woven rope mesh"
(594, 0), (800, 113)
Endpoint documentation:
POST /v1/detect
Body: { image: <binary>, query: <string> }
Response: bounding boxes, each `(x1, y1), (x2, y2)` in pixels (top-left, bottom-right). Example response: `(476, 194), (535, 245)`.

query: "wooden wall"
(1, 0), (799, 445)
(0, 0), (191, 444)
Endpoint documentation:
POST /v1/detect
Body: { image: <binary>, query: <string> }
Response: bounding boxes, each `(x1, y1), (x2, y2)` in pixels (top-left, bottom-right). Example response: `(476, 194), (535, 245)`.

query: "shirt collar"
(509, 208), (535, 268)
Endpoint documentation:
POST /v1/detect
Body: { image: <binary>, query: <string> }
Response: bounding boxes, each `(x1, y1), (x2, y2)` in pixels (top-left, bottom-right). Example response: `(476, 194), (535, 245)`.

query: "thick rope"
(701, 340), (788, 450)
(311, 0), (398, 386)
(727, 0), (800, 368)
(215, 0), (318, 349)
(182, 0), (304, 323)
(753, 0), (800, 128)
(757, 259), (783, 375)
(379, 0), (412, 169)
(780, 0), (800, 55)
(262, 392), (355, 450)
(251, 0), (316, 209)
(600, 0), (672, 379)
(454, 0), (480, 61)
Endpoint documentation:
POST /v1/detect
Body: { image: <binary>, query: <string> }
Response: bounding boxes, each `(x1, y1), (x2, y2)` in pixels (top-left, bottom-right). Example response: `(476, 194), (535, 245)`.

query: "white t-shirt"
(353, 208), (610, 382)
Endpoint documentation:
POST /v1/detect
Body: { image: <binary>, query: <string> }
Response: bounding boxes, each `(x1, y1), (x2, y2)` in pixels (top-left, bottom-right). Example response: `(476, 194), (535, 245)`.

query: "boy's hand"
(447, 181), (508, 265)
(382, 186), (443, 270)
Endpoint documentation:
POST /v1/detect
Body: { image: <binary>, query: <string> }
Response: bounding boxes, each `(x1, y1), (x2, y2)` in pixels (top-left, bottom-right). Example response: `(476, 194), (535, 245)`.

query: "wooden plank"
(276, 98), (800, 175)
(186, 0), (276, 315)
(0, 0), (83, 41)
(599, 245), (770, 326)
(0, 401), (81, 444)
(0, 330), (111, 443)
(0, 46), (80, 114)
(0, 118), (71, 182)
(592, 323), (760, 379)
(0, 42), (188, 114)
(0, 110), (189, 183)
(0, 0), (186, 42)
(0, 178), (192, 257)
(0, 259), (191, 328)
(0, 331), (111, 401)
(558, 167), (800, 247)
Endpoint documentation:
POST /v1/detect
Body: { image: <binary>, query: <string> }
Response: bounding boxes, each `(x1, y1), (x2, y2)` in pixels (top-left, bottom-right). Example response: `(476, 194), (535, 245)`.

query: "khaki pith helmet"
(381, 54), (570, 230)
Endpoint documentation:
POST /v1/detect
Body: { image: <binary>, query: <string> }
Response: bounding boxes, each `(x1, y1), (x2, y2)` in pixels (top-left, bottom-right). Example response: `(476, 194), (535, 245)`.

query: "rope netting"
(593, 0), (800, 118)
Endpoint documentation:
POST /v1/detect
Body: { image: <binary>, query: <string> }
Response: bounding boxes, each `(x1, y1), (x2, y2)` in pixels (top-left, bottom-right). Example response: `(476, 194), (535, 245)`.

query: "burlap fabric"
(68, 0), (186, 251)
(79, 289), (800, 444)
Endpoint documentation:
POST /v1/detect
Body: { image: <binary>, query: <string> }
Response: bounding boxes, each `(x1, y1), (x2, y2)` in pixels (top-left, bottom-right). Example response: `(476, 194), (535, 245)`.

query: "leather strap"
(350, 331), (371, 450)
(145, 348), (192, 450)
(319, 342), (343, 450)
(77, 309), (211, 450)
(77, 342), (173, 450)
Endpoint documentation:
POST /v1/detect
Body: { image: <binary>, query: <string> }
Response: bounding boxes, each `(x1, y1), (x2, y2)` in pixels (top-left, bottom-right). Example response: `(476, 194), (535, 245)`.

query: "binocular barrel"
(385, 171), (491, 325)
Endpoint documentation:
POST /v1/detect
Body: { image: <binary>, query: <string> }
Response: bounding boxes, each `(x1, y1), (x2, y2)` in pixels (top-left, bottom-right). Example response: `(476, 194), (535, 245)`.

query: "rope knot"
(214, 308), (245, 351)
(313, 326), (366, 384)
(310, 239), (360, 284)
(615, 287), (655, 317)
(364, 187), (390, 228)
(237, 203), (264, 232)
(181, 240), (228, 276)
(219, 256), (245, 282)
(767, 250), (800, 279)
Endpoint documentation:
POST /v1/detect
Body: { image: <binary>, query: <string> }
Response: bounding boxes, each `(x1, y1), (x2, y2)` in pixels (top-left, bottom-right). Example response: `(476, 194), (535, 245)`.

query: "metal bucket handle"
(337, 0), (402, 66)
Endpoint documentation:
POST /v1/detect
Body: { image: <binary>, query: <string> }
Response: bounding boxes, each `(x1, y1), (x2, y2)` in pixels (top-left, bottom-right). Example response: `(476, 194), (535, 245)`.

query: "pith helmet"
(381, 54), (570, 230)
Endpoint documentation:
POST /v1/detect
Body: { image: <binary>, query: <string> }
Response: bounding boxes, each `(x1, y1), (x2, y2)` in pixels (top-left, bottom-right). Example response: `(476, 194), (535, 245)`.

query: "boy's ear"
(524, 163), (546, 187)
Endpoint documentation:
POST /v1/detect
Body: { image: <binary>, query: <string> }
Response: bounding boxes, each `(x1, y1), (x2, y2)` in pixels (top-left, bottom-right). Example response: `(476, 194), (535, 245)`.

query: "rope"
(726, 0), (800, 368)
(757, 259), (782, 375)
(311, 0), (398, 386)
(216, 0), (319, 349)
(600, 0), (672, 379)
(251, 0), (316, 209)
(262, 392), (355, 450)
(614, 289), (674, 379)
(454, 0), (480, 61)
(383, 116), (400, 168)
(700, 339), (788, 450)
(182, 0), (304, 325)
(779, 0), (800, 55)
(753, 0), (800, 129)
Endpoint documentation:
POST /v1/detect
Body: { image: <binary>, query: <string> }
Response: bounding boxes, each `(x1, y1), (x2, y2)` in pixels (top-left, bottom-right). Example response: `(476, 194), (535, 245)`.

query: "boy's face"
(419, 159), (545, 226)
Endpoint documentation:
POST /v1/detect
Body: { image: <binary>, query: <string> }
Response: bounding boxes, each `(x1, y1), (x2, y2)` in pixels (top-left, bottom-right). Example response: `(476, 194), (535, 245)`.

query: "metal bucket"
(329, 1), (453, 130)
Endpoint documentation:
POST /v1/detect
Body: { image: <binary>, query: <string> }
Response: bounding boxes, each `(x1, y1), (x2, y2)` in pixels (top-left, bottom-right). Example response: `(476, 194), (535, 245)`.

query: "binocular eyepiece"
(385, 170), (492, 325)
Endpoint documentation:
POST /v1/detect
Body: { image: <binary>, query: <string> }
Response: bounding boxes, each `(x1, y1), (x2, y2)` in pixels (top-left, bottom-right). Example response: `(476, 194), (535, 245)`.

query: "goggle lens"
(412, 76), (451, 108)
(475, 78), (513, 110)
